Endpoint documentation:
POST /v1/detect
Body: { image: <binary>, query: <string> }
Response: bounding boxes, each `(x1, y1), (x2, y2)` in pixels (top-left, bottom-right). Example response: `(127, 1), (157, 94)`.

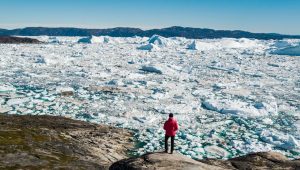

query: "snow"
(0, 36), (299, 160)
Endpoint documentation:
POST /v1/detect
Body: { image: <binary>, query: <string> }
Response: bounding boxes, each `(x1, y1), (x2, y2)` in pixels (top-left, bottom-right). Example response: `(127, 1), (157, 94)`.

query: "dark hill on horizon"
(1, 26), (300, 40)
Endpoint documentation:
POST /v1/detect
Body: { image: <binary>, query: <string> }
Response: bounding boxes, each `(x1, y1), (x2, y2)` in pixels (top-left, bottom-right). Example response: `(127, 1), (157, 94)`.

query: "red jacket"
(164, 117), (179, 136)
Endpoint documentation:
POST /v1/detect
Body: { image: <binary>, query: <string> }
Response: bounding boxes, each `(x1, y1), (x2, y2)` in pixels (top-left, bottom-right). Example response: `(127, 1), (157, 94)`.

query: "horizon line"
(1, 25), (299, 36)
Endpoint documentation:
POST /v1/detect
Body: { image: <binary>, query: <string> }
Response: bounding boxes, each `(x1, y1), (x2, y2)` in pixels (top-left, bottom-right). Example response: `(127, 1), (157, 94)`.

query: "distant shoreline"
(1, 26), (300, 40)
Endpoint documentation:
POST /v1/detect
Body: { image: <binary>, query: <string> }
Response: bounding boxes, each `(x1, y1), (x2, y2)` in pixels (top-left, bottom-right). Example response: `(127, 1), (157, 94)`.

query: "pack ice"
(0, 36), (299, 160)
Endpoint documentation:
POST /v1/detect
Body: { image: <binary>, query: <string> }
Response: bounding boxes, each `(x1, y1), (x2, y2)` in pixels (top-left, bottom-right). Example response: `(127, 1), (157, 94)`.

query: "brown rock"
(111, 152), (300, 170)
(201, 152), (300, 170)
(109, 152), (223, 170)
(0, 114), (133, 170)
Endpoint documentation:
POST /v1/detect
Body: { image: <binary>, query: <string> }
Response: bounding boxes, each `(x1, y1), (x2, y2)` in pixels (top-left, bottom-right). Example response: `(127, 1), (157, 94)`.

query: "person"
(163, 113), (178, 154)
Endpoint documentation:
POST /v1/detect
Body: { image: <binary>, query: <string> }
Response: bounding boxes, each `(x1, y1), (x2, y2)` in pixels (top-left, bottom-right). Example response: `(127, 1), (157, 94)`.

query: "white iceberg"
(147, 34), (176, 47)
(187, 40), (215, 50)
(78, 35), (110, 44)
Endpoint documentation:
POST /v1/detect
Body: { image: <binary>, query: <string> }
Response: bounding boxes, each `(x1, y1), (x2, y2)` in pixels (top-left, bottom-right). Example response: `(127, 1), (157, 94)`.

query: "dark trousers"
(165, 135), (175, 153)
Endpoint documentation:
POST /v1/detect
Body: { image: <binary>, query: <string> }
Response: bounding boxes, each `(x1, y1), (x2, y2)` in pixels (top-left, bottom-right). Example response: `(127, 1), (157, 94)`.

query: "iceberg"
(148, 34), (168, 46)
(272, 45), (300, 56)
(78, 36), (110, 44)
(147, 34), (176, 47)
(187, 38), (264, 51)
(137, 43), (160, 51)
(148, 35), (163, 45)
(187, 40), (198, 50)
(187, 40), (215, 50)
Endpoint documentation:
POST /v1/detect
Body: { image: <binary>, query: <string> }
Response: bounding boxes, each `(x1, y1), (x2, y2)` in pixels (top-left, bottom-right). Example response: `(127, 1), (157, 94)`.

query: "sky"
(0, 0), (299, 35)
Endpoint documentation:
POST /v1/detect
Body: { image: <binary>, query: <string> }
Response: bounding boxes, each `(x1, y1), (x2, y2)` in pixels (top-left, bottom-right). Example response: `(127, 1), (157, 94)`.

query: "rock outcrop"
(110, 152), (300, 170)
(203, 151), (300, 169)
(110, 152), (221, 170)
(0, 36), (41, 44)
(0, 114), (133, 170)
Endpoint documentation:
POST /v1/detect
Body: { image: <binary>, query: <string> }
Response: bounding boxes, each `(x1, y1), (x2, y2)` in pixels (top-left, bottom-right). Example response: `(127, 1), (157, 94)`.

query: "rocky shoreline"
(0, 114), (299, 170)
(0, 114), (133, 169)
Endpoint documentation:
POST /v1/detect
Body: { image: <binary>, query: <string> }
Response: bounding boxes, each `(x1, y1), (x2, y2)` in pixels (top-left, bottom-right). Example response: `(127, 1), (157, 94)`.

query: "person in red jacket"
(163, 113), (178, 154)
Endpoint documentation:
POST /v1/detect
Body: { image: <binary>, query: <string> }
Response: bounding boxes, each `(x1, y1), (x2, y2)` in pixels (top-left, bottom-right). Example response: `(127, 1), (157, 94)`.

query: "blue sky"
(0, 0), (299, 34)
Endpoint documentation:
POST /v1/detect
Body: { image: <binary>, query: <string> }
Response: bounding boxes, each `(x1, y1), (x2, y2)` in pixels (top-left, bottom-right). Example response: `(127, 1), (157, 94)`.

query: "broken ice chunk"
(260, 130), (299, 150)
(7, 98), (30, 106)
(0, 106), (12, 113)
(56, 87), (74, 96)
(204, 145), (231, 158)
(0, 84), (16, 93)
(137, 43), (160, 51)
(140, 65), (162, 74)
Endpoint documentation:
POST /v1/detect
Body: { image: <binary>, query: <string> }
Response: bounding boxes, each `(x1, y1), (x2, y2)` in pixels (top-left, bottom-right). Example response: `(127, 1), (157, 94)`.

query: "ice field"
(0, 35), (300, 159)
